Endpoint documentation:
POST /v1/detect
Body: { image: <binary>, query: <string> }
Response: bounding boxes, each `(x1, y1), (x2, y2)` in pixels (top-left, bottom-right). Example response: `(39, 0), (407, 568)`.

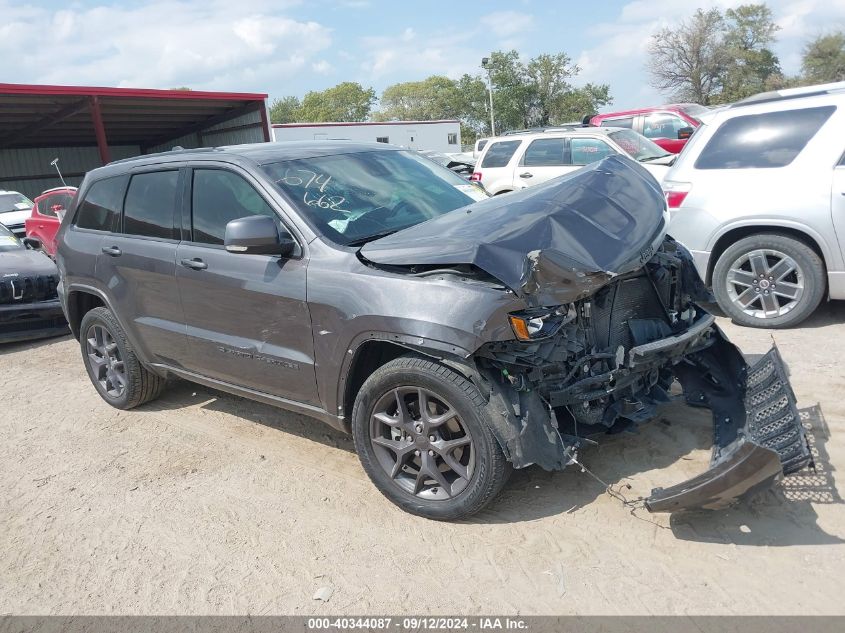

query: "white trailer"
(271, 120), (461, 153)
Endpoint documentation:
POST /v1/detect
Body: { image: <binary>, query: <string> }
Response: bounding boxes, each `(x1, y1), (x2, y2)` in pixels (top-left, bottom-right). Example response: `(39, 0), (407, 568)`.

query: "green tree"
(647, 4), (783, 104)
(802, 32), (845, 83)
(377, 76), (463, 121)
(269, 96), (302, 124)
(298, 82), (376, 122)
(719, 4), (781, 102)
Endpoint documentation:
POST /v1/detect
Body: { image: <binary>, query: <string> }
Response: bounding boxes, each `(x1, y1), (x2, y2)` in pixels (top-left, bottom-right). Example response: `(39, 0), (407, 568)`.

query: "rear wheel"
(80, 307), (165, 409)
(712, 233), (825, 328)
(351, 356), (510, 520)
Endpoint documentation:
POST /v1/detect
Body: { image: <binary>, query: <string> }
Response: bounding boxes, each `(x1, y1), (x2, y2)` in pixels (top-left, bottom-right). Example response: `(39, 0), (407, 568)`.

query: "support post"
(259, 103), (271, 142)
(89, 96), (111, 164)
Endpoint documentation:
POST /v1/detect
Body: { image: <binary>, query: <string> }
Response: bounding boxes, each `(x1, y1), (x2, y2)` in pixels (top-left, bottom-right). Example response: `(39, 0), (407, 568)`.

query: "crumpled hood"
(361, 155), (668, 306)
(0, 248), (58, 277)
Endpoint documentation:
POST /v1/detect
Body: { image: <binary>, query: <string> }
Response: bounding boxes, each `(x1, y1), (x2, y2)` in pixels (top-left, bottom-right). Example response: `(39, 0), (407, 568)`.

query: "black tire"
(351, 355), (511, 520)
(712, 233), (825, 329)
(79, 307), (165, 409)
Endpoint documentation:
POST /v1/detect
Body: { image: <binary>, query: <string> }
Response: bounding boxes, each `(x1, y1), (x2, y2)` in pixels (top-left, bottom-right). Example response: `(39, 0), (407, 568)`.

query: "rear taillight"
(470, 172), (482, 182)
(663, 181), (691, 209)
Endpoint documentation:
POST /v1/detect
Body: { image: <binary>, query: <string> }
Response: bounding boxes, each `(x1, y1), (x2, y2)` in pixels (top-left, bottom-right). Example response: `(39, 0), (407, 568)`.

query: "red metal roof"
(0, 82), (267, 101)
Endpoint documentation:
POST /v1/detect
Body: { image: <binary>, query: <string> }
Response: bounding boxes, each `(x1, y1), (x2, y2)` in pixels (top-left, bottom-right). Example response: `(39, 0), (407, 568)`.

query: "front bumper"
(647, 338), (811, 512)
(0, 299), (69, 344)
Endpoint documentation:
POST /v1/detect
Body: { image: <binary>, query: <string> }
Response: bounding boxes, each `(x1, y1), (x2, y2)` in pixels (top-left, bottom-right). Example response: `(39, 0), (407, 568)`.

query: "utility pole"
(481, 57), (495, 136)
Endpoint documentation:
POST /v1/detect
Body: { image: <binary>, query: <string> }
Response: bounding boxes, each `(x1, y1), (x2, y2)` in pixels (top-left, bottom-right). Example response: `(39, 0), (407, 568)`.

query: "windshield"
(0, 223), (23, 252)
(608, 129), (671, 161)
(262, 149), (488, 246)
(0, 192), (33, 214)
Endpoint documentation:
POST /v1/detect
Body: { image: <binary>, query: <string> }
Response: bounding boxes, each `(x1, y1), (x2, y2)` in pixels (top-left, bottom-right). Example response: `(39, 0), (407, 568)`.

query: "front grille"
(0, 274), (59, 304)
(0, 315), (66, 336)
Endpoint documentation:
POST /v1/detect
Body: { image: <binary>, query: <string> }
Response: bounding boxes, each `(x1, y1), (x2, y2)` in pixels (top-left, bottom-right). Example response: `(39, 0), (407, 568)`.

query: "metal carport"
(0, 83), (270, 198)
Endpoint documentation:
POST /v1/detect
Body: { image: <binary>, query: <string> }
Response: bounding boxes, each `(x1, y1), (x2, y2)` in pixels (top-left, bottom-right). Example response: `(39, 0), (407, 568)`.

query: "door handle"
(519, 172), (533, 179)
(180, 258), (208, 270)
(101, 246), (122, 257)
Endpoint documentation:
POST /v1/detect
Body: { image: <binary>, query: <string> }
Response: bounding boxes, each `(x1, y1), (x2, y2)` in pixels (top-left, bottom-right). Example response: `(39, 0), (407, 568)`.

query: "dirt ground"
(1, 303), (844, 616)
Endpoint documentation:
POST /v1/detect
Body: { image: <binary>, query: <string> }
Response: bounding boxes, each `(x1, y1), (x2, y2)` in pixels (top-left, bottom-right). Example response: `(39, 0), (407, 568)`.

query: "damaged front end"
(362, 155), (811, 511)
(473, 238), (811, 512)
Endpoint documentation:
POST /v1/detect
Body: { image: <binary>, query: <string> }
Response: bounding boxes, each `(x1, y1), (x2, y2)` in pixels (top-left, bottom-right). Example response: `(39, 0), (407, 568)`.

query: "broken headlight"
(508, 305), (573, 341)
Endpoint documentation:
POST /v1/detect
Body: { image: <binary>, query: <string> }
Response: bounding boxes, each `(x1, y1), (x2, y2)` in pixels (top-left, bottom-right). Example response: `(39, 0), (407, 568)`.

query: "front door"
(175, 166), (319, 406)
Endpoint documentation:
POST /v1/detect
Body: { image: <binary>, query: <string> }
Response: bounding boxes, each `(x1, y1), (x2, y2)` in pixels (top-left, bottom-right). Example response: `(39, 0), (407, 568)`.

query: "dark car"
(55, 143), (809, 520)
(0, 223), (67, 343)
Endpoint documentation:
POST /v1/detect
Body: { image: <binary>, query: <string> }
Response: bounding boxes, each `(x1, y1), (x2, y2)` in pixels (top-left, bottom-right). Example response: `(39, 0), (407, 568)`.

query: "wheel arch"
(66, 286), (106, 340)
(340, 338), (478, 431)
(706, 225), (828, 287)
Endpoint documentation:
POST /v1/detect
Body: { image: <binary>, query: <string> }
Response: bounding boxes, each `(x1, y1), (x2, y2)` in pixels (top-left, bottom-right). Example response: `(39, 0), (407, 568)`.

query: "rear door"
(512, 136), (573, 190)
(175, 164), (319, 405)
(95, 167), (187, 367)
(31, 192), (72, 254)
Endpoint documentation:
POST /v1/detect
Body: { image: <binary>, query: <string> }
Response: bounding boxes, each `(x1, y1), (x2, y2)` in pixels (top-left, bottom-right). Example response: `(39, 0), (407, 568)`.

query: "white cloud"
(479, 11), (535, 38)
(0, 0), (331, 93)
(311, 59), (333, 74)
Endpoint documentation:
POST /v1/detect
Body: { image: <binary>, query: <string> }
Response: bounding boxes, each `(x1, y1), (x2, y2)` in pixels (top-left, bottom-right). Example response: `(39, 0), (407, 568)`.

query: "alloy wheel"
(85, 324), (126, 398)
(725, 248), (805, 320)
(369, 387), (475, 500)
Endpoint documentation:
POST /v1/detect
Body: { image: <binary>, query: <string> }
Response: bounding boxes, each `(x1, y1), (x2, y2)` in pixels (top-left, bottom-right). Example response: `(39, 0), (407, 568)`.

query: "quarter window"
(123, 171), (180, 240)
(191, 169), (276, 245)
(570, 138), (616, 165)
(522, 138), (566, 166)
(480, 140), (522, 168)
(74, 176), (125, 232)
(38, 193), (74, 218)
(695, 106), (836, 169)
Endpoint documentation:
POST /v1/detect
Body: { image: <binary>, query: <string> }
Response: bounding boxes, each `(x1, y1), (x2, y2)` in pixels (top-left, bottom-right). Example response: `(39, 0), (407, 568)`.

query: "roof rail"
(730, 81), (845, 108)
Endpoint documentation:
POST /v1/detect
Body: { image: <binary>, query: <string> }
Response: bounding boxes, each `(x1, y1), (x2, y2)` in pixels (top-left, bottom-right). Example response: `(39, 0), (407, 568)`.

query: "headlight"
(508, 305), (570, 341)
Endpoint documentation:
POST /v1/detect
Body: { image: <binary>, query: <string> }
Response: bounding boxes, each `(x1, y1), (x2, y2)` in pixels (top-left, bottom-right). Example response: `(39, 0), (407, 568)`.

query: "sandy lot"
(1, 303), (844, 615)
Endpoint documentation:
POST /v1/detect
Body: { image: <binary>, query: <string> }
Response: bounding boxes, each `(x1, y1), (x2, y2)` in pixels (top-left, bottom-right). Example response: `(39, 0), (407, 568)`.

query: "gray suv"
(56, 143), (810, 519)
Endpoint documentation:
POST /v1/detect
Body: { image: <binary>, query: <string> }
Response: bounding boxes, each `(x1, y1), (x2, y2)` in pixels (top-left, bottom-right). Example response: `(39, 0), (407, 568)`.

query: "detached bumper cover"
(646, 341), (811, 512)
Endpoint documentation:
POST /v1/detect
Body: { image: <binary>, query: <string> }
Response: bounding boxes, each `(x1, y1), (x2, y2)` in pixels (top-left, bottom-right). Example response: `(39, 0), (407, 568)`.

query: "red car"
(590, 104), (710, 153)
(25, 187), (77, 257)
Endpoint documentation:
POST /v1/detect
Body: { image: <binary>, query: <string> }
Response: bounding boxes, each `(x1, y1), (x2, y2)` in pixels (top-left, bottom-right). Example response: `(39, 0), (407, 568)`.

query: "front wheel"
(351, 356), (511, 520)
(712, 233), (825, 328)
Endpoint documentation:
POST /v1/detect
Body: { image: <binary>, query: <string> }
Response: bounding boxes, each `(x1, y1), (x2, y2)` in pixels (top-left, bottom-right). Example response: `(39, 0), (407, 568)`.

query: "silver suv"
(665, 82), (845, 328)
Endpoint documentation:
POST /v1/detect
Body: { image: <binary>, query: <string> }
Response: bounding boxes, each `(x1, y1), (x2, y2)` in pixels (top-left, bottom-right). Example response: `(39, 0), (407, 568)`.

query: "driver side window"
(191, 169), (276, 245)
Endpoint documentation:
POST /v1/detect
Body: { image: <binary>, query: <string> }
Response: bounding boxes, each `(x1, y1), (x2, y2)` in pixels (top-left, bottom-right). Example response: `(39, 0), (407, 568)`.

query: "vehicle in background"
(0, 190), (35, 238)
(471, 127), (674, 195)
(0, 223), (67, 343)
(57, 143), (809, 519)
(25, 187), (77, 257)
(418, 150), (479, 180)
(590, 104), (709, 153)
(472, 137), (489, 158)
(664, 81), (845, 328)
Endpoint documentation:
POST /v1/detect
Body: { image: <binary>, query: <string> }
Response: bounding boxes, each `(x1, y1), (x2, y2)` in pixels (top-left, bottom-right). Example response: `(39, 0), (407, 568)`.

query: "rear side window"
(523, 138), (565, 166)
(600, 117), (633, 129)
(123, 171), (180, 240)
(75, 176), (125, 231)
(481, 140), (521, 168)
(695, 106), (836, 169)
(571, 138), (616, 165)
(37, 193), (74, 218)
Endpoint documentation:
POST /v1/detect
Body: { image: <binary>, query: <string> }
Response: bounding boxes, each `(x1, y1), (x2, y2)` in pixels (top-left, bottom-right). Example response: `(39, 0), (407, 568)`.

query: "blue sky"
(2, 0), (843, 112)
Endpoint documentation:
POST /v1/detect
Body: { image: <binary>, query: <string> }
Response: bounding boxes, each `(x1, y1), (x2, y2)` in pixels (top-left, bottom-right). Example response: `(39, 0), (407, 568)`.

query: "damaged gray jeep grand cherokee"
(56, 142), (810, 520)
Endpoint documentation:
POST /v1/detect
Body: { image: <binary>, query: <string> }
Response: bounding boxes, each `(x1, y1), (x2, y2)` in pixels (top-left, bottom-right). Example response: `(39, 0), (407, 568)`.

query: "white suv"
(471, 128), (674, 195)
(665, 82), (845, 328)
(0, 190), (34, 237)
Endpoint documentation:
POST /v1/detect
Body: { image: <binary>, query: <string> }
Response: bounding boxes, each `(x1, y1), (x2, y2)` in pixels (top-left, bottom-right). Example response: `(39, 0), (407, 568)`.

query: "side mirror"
(22, 237), (43, 251)
(224, 215), (296, 257)
(678, 126), (694, 140)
